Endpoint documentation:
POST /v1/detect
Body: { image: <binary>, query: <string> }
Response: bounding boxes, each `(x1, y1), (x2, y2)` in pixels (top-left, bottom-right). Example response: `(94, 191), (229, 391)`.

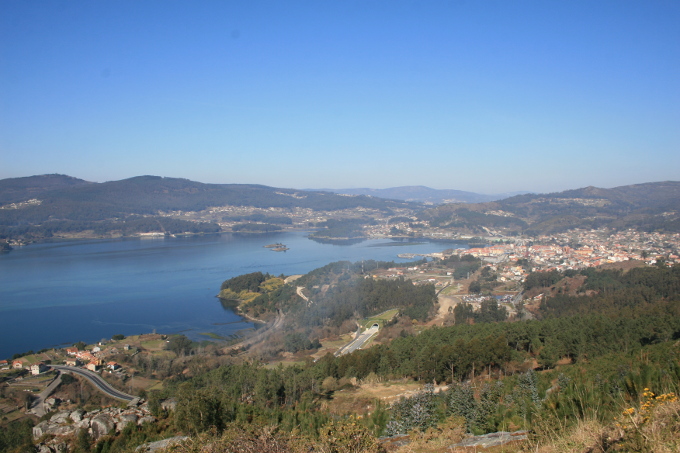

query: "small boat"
(272, 246), (289, 252)
(264, 243), (284, 248)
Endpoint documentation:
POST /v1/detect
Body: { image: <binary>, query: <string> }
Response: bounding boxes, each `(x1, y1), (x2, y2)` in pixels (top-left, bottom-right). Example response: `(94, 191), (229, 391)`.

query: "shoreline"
(217, 296), (268, 325)
(1, 231), (467, 359)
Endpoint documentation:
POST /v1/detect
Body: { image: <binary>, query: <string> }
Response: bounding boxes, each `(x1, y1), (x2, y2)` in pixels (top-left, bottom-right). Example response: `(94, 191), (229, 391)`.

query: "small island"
(264, 243), (289, 251)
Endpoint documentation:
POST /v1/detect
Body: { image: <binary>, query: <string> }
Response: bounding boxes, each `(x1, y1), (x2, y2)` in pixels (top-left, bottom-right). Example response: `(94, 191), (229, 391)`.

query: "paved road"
(28, 372), (62, 417)
(50, 365), (135, 402)
(335, 324), (380, 356)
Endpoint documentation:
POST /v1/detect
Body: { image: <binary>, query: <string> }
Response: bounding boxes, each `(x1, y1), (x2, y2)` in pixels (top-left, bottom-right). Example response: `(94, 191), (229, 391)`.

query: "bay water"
(0, 232), (466, 359)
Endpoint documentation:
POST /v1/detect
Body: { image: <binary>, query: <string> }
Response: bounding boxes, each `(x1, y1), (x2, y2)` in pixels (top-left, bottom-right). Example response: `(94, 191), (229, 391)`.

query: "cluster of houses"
(4, 359), (50, 376)
(64, 346), (122, 372)
(5, 343), (126, 377)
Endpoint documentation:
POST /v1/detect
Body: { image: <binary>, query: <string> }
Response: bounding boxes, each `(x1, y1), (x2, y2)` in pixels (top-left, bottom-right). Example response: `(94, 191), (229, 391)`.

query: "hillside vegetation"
(10, 262), (676, 452)
(420, 181), (680, 235)
(0, 175), (415, 242)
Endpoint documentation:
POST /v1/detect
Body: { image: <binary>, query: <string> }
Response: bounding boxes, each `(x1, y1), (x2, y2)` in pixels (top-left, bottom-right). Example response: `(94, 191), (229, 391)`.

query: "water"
(0, 232), (466, 359)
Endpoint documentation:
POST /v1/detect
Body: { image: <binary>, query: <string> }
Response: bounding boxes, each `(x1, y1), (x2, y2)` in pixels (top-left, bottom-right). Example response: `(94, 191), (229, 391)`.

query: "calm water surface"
(0, 232), (466, 359)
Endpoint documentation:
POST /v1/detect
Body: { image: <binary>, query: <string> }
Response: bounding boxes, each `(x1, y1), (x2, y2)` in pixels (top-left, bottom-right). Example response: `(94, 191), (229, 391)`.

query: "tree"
(469, 280), (482, 294)
(167, 335), (193, 356)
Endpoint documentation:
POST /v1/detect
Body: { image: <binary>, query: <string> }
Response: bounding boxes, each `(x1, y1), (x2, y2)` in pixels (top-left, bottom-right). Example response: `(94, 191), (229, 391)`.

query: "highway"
(335, 324), (380, 356)
(49, 365), (135, 402)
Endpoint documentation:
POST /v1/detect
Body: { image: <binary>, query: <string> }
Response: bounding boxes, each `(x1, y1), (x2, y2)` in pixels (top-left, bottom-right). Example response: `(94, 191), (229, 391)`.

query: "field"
(362, 309), (399, 329)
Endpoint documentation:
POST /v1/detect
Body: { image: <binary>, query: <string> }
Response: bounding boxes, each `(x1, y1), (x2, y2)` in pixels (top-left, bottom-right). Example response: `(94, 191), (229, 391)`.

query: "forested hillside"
(419, 181), (680, 234)
(8, 262), (680, 452)
(222, 259), (436, 329)
(154, 263), (680, 452)
(0, 174), (415, 242)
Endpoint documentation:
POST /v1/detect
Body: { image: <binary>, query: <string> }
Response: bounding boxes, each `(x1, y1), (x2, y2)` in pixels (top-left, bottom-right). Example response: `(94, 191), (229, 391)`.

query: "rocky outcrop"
(90, 414), (115, 439)
(135, 436), (189, 452)
(450, 430), (529, 449)
(380, 430), (529, 451)
(70, 408), (85, 422)
(116, 413), (138, 431)
(160, 398), (177, 412)
(33, 401), (156, 452)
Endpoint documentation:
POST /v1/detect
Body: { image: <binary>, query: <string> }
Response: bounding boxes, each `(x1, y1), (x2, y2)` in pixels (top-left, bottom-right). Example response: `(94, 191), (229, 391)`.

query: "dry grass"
(323, 380), (422, 416)
(532, 392), (680, 453)
(393, 417), (466, 453)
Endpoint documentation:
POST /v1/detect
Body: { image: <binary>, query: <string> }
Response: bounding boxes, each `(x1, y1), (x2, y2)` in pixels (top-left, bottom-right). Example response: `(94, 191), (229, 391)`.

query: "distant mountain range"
(1, 175), (678, 242)
(0, 174), (417, 242)
(312, 186), (528, 204)
(0, 174), (417, 212)
(419, 181), (680, 235)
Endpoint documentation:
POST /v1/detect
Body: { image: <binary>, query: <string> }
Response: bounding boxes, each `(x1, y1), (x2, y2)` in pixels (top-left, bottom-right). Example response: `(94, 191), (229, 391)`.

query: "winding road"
(49, 365), (135, 402)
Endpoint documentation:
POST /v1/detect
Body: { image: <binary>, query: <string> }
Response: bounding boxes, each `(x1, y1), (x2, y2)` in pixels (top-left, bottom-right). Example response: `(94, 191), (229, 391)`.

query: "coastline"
(217, 296), (268, 325)
(1, 231), (467, 360)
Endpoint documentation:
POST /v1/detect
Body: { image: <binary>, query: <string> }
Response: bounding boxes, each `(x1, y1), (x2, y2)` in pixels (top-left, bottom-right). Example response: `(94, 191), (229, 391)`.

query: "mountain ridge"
(420, 180), (680, 235)
(310, 185), (528, 204)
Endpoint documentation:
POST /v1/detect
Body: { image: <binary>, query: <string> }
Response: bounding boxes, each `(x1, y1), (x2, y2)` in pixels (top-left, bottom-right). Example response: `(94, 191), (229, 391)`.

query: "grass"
(440, 284), (463, 295)
(531, 391), (680, 452)
(140, 339), (166, 350)
(363, 309), (399, 329)
(146, 381), (165, 391)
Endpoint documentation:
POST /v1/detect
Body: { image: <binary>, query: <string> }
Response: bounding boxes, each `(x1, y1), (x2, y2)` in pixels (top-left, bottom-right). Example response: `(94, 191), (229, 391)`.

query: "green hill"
(0, 175), (417, 241)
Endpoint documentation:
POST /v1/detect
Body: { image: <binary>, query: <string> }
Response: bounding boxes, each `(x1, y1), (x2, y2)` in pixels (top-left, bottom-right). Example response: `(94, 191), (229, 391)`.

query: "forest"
(6, 262), (680, 453)
(225, 259), (436, 328)
(0, 216), (220, 240)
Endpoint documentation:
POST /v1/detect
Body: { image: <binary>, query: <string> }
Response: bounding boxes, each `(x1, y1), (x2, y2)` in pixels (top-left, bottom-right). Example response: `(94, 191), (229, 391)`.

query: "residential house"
(65, 358), (81, 367)
(31, 363), (48, 375)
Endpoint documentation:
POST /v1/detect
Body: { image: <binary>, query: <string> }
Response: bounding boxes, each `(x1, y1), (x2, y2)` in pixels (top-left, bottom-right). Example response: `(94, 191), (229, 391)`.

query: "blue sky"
(1, 1), (679, 194)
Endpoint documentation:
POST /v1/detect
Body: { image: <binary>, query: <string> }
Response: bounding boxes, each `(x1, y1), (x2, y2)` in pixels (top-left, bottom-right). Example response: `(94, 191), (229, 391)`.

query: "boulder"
(160, 398), (177, 412)
(135, 436), (189, 453)
(50, 411), (71, 424)
(49, 425), (76, 437)
(137, 416), (156, 426)
(37, 443), (53, 453)
(70, 409), (85, 422)
(90, 414), (115, 440)
(116, 414), (138, 431)
(75, 420), (90, 430)
(33, 421), (50, 439)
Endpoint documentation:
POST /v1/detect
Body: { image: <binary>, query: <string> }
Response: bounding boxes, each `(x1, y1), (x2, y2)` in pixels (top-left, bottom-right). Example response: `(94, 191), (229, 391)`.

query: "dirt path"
(427, 291), (462, 327)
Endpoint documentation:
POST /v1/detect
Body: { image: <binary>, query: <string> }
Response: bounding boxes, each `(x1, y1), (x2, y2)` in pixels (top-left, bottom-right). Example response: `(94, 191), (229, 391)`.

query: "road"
(335, 324), (380, 356)
(28, 372), (63, 417)
(50, 365), (135, 402)
(297, 286), (313, 306)
(224, 309), (285, 352)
